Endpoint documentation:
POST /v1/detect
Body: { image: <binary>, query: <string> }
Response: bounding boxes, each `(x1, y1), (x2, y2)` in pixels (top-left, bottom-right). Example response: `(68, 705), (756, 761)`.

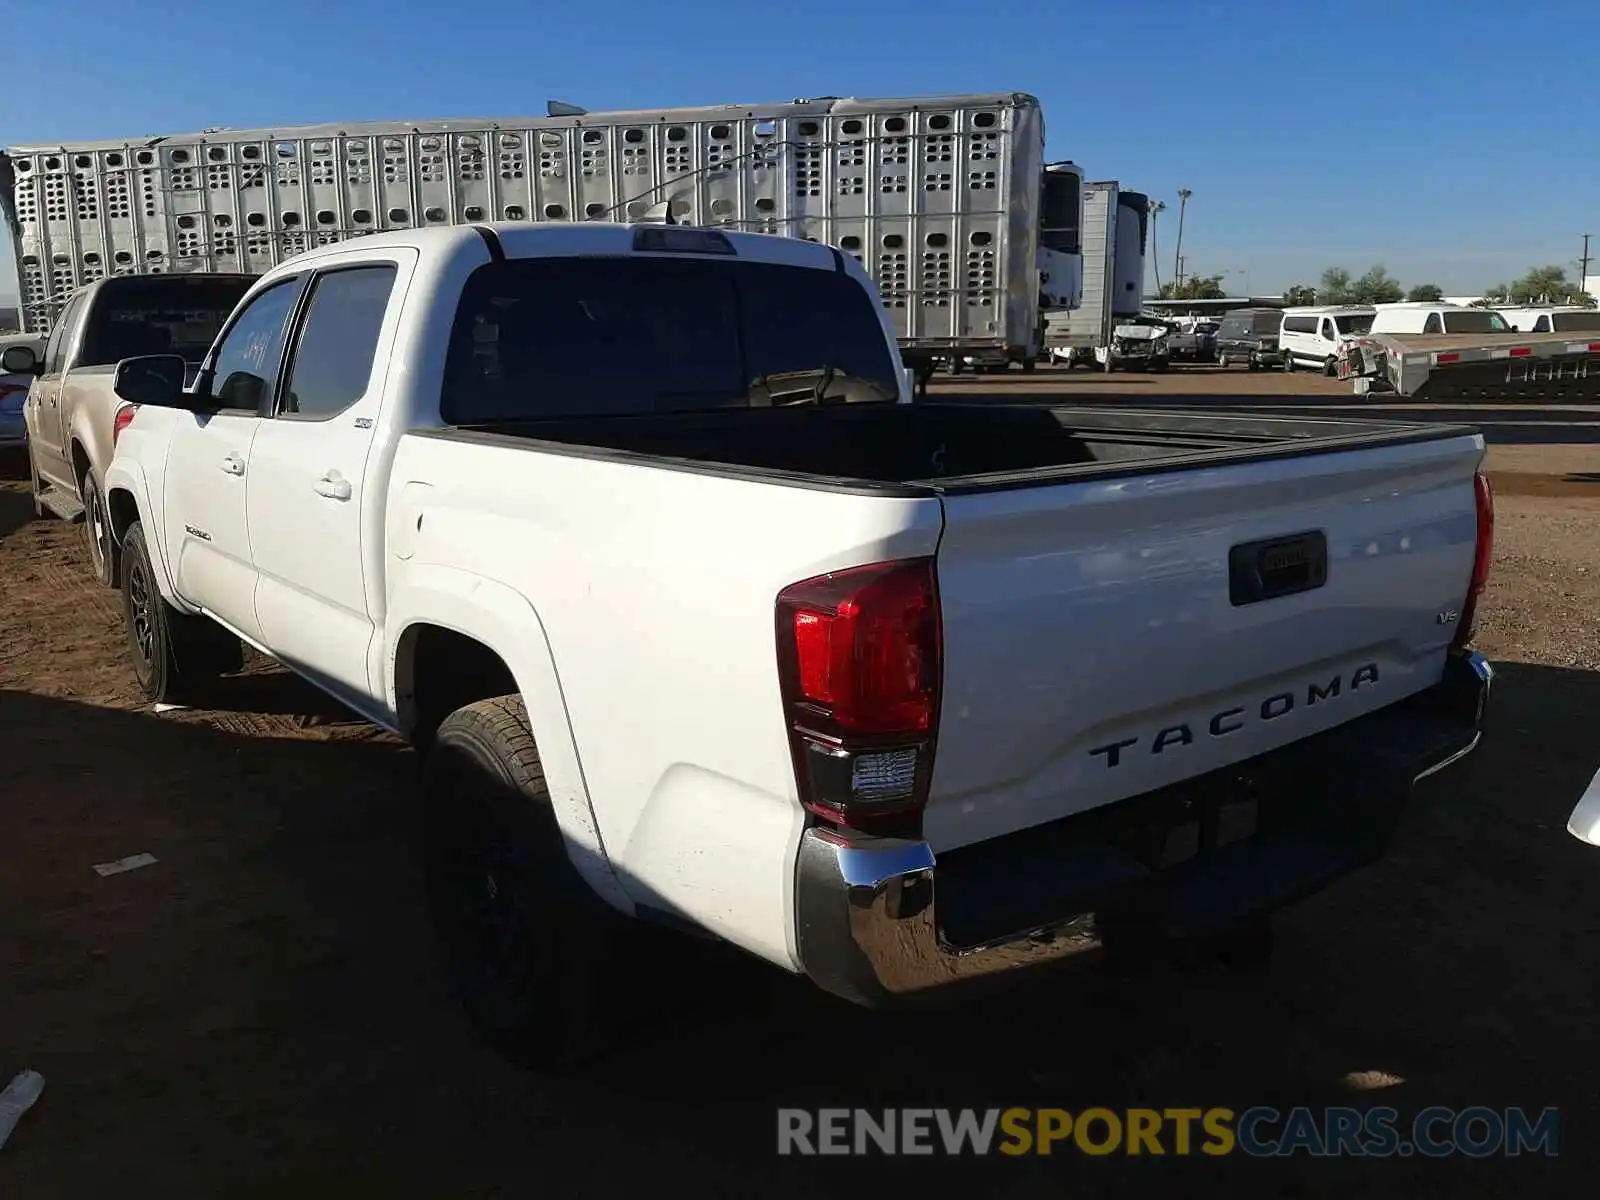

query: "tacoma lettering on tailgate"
(1088, 663), (1380, 769)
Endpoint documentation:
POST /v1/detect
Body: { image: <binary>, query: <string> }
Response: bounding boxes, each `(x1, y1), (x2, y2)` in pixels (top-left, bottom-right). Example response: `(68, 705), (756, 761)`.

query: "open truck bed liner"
(436, 402), (1478, 496)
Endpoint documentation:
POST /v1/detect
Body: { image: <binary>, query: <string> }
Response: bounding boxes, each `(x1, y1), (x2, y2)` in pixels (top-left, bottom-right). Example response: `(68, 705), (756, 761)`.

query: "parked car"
(1214, 308), (1288, 370)
(1168, 320), (1218, 363)
(7, 274), (253, 585)
(106, 221), (1493, 1064)
(1103, 320), (1171, 371)
(1280, 306), (1375, 375)
(1482, 306), (1600, 335)
(0, 335), (45, 449)
(1367, 303), (1513, 337)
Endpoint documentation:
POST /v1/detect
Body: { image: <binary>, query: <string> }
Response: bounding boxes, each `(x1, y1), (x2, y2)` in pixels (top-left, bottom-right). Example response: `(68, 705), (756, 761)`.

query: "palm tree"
(1148, 199), (1167, 294)
(1173, 188), (1193, 289)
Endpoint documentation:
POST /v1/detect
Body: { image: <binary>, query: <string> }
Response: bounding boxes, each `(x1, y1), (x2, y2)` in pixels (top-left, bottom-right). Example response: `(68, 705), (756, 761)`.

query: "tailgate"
(923, 433), (1485, 853)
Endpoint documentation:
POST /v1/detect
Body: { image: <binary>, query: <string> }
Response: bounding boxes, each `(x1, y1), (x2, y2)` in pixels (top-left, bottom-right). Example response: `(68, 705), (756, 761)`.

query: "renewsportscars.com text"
(777, 1106), (1559, 1158)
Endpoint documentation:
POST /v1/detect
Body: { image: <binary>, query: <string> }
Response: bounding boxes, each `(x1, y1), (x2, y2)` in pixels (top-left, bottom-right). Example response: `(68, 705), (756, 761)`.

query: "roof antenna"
(639, 200), (677, 225)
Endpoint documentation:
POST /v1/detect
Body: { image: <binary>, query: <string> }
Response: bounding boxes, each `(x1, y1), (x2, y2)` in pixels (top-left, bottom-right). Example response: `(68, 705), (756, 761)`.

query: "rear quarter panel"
(61, 366), (126, 492)
(385, 433), (943, 969)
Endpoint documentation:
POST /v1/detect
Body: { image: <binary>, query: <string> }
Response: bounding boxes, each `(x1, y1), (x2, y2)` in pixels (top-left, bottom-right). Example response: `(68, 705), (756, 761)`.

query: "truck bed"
(443, 402), (1474, 494)
(419, 397), (1486, 856)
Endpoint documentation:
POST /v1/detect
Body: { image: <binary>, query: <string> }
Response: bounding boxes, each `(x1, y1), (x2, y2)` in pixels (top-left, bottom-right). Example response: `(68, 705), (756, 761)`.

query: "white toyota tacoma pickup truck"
(104, 221), (1494, 1063)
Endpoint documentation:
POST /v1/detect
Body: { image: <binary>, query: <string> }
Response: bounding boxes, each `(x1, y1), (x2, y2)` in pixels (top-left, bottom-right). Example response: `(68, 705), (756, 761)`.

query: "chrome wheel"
(84, 475), (113, 584)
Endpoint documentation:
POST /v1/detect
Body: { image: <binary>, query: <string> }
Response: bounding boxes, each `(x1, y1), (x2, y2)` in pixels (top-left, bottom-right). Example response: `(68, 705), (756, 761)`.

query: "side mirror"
(1, 344), (39, 374)
(113, 355), (191, 408)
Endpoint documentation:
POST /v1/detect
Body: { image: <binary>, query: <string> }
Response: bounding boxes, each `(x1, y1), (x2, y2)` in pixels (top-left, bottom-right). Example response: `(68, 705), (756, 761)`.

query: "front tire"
(424, 695), (626, 1067)
(121, 522), (242, 704)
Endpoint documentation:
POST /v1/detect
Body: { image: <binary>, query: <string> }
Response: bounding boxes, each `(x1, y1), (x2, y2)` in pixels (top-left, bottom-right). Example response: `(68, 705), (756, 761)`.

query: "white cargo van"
(1367, 303), (1512, 336)
(1279, 306), (1375, 375)
(1496, 306), (1600, 334)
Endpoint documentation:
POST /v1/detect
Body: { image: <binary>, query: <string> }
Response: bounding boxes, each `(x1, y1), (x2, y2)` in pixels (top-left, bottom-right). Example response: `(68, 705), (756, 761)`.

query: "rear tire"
(424, 695), (627, 1068)
(1283, 355), (1295, 373)
(1217, 353), (1230, 369)
(121, 522), (243, 705)
(1324, 356), (1338, 377)
(81, 469), (118, 588)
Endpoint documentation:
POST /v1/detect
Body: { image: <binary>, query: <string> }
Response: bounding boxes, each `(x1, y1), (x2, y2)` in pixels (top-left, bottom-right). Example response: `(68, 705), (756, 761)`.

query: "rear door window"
(441, 256), (899, 424)
(278, 266), (396, 419)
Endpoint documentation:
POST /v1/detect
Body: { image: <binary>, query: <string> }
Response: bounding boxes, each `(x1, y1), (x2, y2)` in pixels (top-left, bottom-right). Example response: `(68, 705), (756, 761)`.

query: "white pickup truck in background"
(105, 220), (1494, 1064)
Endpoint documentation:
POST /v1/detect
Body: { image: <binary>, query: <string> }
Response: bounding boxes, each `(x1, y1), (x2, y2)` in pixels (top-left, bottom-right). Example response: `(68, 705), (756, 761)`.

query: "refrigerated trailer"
(1, 93), (1084, 378)
(1041, 180), (1147, 366)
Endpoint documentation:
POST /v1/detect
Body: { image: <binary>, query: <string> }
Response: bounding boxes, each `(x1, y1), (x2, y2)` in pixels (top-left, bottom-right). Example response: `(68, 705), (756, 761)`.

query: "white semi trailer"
(2, 93), (1084, 388)
(1041, 179), (1147, 368)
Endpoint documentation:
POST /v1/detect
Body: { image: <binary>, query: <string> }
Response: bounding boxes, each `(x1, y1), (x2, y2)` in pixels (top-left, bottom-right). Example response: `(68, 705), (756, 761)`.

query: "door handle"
(220, 452), (245, 475)
(314, 472), (353, 501)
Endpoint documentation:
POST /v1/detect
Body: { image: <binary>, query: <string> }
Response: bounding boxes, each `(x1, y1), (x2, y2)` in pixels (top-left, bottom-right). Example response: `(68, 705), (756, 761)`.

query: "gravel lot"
(2, 369), (1596, 1197)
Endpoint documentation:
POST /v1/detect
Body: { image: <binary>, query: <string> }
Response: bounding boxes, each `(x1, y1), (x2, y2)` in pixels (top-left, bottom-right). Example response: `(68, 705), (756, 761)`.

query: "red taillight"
(112, 403), (139, 446)
(1453, 473), (1494, 650)
(776, 558), (942, 832)
(1508, 346), (1532, 358)
(1436, 352), (1460, 364)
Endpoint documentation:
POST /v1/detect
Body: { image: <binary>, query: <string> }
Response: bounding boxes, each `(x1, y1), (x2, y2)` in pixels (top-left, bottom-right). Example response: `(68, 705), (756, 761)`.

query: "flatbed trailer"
(1340, 330), (1600, 401)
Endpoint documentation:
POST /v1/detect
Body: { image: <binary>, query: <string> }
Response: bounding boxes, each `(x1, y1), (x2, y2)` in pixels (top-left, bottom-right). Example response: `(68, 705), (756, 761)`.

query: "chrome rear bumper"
(796, 652), (1492, 1006)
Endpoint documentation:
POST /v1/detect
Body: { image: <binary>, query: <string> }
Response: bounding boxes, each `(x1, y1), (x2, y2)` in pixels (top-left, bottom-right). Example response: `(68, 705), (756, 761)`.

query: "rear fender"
(386, 564), (629, 914)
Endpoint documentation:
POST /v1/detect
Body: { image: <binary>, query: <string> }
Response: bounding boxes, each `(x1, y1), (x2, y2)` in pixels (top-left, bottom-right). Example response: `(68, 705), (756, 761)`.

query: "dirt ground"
(2, 368), (1597, 1197)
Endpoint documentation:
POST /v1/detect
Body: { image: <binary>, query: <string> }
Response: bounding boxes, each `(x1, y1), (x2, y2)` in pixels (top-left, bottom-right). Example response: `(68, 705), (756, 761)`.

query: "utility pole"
(1581, 233), (1593, 289)
(1172, 188), (1192, 289)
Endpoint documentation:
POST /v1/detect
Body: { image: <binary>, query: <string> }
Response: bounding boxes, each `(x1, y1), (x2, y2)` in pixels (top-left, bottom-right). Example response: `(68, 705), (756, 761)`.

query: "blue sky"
(4, 0), (1596, 301)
